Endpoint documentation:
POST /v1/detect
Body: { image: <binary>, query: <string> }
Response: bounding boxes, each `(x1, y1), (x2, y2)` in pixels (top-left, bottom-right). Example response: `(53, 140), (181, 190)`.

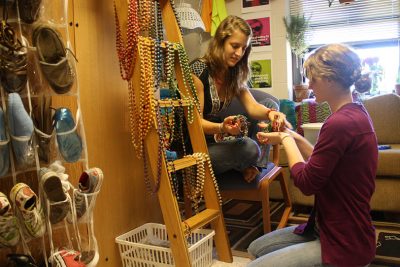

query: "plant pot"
(395, 84), (400, 95)
(294, 84), (311, 102)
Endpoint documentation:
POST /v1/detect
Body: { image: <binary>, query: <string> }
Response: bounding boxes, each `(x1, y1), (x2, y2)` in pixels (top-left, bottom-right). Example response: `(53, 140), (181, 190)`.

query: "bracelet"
(219, 122), (224, 133)
(281, 134), (292, 143)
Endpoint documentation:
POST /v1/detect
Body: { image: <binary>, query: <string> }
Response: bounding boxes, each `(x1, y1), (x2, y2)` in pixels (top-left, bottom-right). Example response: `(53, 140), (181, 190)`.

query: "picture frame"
(245, 15), (271, 52)
(249, 56), (272, 89)
(242, 0), (270, 13)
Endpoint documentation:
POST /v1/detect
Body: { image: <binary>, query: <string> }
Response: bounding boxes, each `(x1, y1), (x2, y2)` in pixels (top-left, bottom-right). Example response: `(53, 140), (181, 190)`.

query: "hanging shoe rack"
(0, 0), (101, 266)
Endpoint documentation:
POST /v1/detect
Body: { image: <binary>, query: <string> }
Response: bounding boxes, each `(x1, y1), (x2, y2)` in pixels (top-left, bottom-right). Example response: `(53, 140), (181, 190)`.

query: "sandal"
(0, 4), (28, 93)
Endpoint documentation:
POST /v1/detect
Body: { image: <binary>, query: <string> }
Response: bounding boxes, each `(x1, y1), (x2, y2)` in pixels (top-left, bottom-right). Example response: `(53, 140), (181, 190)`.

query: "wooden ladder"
(117, 0), (233, 266)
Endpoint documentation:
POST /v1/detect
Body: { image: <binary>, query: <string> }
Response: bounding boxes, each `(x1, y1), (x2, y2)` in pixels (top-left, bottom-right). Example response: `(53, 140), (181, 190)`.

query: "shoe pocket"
(10, 134), (35, 168)
(0, 139), (10, 177)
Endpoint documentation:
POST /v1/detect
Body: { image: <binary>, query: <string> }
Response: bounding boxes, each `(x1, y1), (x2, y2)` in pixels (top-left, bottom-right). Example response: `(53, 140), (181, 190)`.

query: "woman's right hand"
(221, 116), (241, 135)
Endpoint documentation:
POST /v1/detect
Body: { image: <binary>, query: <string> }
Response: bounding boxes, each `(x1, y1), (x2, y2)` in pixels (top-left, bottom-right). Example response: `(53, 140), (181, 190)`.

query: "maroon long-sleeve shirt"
(291, 102), (378, 266)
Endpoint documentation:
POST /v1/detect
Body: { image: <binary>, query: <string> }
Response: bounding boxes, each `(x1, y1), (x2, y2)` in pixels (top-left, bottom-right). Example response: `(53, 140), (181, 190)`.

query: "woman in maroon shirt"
(248, 43), (378, 267)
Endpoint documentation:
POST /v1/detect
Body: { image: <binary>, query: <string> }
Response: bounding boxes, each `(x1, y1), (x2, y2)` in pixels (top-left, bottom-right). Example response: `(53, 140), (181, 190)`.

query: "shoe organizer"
(0, 0), (97, 266)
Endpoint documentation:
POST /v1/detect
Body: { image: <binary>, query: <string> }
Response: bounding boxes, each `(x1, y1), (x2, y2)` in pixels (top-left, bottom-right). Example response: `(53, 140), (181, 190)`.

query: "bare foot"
(242, 166), (260, 183)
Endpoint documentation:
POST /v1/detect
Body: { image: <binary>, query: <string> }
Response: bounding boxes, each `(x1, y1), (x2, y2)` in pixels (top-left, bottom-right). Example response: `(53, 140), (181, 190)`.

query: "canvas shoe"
(7, 93), (35, 167)
(50, 248), (86, 267)
(74, 168), (103, 220)
(0, 107), (10, 177)
(0, 192), (20, 247)
(40, 167), (70, 224)
(10, 183), (46, 238)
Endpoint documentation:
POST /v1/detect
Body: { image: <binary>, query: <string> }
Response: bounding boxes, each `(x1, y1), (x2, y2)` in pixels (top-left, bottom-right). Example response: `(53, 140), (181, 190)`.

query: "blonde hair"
(203, 15), (252, 102)
(304, 43), (362, 90)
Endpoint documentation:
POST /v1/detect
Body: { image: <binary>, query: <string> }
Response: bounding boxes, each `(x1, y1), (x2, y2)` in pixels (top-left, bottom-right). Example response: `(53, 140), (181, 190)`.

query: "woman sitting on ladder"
(190, 15), (289, 183)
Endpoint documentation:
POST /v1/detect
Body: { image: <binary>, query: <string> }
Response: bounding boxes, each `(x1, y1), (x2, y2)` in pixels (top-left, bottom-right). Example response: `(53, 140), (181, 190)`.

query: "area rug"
(376, 232), (400, 258)
(222, 199), (285, 252)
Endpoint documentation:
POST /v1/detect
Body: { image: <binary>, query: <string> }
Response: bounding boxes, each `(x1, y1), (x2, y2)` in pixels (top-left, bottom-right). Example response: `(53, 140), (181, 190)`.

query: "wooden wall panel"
(71, 0), (164, 266)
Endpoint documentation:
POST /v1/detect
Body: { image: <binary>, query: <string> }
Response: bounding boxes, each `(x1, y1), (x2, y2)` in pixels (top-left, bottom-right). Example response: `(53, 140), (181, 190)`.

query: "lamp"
(175, 3), (205, 31)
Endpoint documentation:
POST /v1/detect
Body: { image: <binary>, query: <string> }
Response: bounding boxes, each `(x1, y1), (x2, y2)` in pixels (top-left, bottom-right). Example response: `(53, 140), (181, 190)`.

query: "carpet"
(222, 199), (285, 252)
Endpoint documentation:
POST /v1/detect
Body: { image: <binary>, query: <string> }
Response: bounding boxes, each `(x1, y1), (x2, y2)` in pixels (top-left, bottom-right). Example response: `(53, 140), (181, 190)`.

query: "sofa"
(277, 93), (400, 213)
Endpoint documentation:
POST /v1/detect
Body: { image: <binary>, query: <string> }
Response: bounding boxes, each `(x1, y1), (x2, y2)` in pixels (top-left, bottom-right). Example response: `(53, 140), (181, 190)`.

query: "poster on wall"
(242, 0), (270, 13)
(250, 58), (272, 89)
(246, 17), (271, 51)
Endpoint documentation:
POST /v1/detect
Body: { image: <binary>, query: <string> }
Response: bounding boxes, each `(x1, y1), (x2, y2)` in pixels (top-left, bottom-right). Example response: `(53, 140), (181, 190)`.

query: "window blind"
(289, 0), (400, 46)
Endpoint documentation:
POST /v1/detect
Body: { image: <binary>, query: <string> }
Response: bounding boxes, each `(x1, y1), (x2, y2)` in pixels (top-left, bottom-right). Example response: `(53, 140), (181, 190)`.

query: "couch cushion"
(377, 144), (400, 177)
(364, 93), (400, 144)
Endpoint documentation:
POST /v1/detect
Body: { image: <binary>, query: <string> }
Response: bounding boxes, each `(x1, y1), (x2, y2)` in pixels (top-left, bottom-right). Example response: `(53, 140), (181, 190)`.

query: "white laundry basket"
(115, 223), (215, 267)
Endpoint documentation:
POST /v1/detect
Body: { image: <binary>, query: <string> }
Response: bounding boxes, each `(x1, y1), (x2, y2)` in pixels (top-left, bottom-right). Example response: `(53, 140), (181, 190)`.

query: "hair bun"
(354, 73), (372, 93)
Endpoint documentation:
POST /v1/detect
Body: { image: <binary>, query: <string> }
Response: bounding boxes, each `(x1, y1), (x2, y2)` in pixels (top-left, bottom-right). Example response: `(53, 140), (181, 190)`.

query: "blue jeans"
(208, 137), (259, 174)
(247, 226), (329, 267)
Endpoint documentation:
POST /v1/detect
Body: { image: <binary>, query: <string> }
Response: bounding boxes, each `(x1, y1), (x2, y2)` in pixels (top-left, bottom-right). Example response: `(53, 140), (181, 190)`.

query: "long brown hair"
(203, 15), (252, 102)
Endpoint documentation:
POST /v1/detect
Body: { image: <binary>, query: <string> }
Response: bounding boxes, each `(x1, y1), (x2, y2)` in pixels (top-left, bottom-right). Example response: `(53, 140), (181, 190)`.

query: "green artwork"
(250, 59), (272, 88)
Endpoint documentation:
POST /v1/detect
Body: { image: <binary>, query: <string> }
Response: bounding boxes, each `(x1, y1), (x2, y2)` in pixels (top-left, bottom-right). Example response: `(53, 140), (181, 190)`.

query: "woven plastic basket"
(176, 3), (205, 31)
(115, 223), (215, 267)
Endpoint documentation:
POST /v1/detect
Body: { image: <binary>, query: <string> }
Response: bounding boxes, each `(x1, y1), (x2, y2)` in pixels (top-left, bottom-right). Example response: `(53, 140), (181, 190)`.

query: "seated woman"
(190, 15), (287, 183)
(249, 43), (377, 267)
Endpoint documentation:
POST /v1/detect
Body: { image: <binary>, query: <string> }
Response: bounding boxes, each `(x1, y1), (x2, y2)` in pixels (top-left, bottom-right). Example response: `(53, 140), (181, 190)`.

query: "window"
(291, 0), (400, 94)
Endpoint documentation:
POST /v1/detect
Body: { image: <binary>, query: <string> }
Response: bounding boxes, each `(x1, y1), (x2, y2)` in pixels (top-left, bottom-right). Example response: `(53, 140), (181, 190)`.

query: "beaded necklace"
(113, 0), (139, 81)
(183, 153), (222, 213)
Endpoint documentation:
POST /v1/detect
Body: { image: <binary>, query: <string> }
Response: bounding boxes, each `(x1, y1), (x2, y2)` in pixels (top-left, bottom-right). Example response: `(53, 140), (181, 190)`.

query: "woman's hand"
(256, 131), (291, 145)
(221, 115), (241, 135)
(268, 110), (293, 131)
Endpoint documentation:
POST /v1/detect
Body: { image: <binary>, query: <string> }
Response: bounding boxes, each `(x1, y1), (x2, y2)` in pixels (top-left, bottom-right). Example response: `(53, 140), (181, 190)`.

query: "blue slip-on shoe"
(0, 107), (10, 177)
(53, 108), (82, 162)
(7, 93), (35, 167)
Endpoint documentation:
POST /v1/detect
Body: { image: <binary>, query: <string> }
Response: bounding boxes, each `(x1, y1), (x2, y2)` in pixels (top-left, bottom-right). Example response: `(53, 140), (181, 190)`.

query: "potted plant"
(283, 14), (311, 101)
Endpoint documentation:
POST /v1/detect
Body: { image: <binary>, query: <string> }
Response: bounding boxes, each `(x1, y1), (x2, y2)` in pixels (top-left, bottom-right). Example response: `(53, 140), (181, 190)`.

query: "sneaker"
(32, 26), (75, 94)
(53, 108), (82, 163)
(7, 93), (35, 167)
(0, 192), (20, 247)
(74, 168), (103, 220)
(7, 253), (38, 267)
(0, 107), (10, 177)
(10, 183), (46, 238)
(40, 168), (70, 224)
(18, 0), (42, 24)
(50, 248), (86, 267)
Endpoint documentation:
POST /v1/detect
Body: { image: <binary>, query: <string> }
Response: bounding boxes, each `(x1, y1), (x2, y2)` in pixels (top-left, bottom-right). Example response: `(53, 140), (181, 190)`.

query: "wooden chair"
(216, 143), (292, 233)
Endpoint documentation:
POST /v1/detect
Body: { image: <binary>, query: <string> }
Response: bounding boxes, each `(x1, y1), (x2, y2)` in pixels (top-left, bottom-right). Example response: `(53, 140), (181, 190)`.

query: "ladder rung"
(182, 208), (220, 231)
(157, 99), (192, 107)
(168, 157), (196, 171)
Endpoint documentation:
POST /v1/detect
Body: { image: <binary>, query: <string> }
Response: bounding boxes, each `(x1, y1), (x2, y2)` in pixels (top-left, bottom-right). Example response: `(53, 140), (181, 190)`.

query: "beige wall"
(182, 0), (293, 100)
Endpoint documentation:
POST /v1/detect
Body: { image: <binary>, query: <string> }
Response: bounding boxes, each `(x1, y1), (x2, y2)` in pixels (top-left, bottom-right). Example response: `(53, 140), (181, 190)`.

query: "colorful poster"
(246, 17), (271, 48)
(242, 0), (270, 13)
(250, 59), (272, 89)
